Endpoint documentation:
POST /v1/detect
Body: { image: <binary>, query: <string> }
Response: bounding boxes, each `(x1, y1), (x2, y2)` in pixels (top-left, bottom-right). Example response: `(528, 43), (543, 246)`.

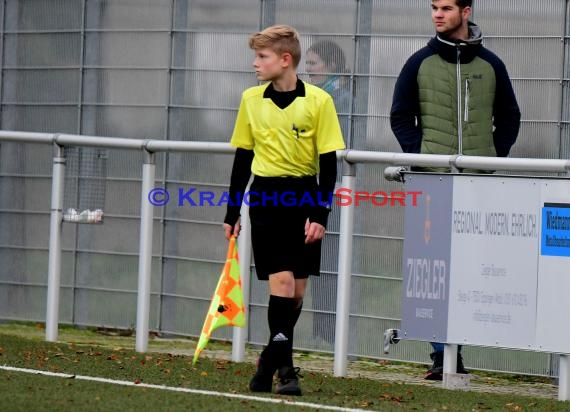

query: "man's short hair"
(456, 0), (472, 8)
(249, 25), (302, 68)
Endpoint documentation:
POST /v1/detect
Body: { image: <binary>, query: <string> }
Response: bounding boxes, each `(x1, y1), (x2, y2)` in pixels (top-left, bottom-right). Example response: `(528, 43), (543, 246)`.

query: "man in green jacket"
(390, 0), (521, 379)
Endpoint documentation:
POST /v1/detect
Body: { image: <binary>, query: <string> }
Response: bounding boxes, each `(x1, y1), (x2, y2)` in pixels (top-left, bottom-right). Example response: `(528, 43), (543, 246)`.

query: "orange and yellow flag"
(193, 235), (245, 364)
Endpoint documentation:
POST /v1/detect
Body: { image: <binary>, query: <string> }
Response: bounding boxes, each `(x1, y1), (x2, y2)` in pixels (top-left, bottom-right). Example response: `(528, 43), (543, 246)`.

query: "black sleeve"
(491, 59), (521, 157)
(309, 151), (337, 228)
(224, 148), (253, 227)
(390, 52), (426, 154)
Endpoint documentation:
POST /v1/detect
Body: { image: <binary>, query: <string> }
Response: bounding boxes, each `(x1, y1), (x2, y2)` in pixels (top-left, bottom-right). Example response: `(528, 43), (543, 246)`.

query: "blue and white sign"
(541, 203), (570, 257)
(401, 174), (453, 342)
(402, 174), (544, 351)
(536, 181), (570, 353)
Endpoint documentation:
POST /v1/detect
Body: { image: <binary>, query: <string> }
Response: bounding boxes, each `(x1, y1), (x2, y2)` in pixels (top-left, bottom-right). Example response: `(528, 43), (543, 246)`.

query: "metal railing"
(2, 130), (570, 397)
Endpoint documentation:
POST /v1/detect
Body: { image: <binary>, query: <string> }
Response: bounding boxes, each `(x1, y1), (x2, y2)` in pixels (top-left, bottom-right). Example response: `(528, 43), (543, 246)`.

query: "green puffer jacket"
(390, 22), (521, 172)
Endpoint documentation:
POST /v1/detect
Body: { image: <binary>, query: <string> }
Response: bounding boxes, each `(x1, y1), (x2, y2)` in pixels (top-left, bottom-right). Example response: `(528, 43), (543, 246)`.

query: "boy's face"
(252, 48), (289, 81)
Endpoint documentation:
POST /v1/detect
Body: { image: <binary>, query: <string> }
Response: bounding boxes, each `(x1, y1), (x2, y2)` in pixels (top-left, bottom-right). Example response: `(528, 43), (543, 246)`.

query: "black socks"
(261, 295), (297, 369)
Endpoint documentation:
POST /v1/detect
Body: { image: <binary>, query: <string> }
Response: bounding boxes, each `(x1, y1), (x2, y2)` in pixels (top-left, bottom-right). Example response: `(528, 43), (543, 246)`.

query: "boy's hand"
(223, 219), (241, 240)
(305, 219), (325, 244)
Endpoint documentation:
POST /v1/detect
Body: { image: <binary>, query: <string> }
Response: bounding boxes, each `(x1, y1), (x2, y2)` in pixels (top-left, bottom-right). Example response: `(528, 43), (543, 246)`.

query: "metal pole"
(333, 160), (356, 376)
(46, 142), (65, 342)
(442, 343), (458, 388)
(136, 150), (156, 352)
(559, 354), (570, 401)
(232, 202), (251, 362)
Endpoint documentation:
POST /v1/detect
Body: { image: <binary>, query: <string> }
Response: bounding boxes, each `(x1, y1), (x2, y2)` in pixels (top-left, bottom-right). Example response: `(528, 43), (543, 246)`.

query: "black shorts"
(249, 175), (322, 281)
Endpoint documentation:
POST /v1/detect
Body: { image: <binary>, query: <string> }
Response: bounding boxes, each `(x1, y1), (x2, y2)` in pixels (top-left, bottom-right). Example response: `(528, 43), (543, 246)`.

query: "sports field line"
(0, 365), (369, 412)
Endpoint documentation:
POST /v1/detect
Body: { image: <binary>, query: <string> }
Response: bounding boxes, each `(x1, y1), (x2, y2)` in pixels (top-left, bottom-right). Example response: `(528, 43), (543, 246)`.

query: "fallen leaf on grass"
(379, 394), (405, 403)
(215, 360), (229, 370)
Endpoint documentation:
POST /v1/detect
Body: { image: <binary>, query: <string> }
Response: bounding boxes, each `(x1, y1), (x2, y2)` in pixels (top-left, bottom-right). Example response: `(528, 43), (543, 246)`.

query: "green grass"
(0, 324), (568, 411)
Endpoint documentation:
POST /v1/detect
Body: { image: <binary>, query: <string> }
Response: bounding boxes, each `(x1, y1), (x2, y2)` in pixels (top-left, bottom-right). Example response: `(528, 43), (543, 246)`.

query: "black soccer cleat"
(275, 366), (302, 396)
(249, 357), (276, 393)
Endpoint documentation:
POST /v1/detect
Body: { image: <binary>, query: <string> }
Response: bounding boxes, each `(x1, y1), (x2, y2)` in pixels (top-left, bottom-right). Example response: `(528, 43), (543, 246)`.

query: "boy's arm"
(309, 151), (337, 229)
(224, 148), (254, 229)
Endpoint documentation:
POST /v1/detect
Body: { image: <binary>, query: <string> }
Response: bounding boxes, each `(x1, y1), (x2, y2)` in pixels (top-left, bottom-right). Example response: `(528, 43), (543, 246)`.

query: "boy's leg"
(262, 294), (297, 367)
(250, 272), (297, 392)
(263, 274), (305, 367)
(274, 277), (307, 396)
(292, 278), (306, 326)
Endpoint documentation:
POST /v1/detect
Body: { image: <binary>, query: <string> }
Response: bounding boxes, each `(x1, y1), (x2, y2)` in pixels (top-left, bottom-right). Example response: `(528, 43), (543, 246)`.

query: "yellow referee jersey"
(230, 81), (346, 177)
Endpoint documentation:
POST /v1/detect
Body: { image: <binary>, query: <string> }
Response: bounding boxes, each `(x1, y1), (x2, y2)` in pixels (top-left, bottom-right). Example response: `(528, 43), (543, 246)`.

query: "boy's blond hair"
(249, 24), (301, 68)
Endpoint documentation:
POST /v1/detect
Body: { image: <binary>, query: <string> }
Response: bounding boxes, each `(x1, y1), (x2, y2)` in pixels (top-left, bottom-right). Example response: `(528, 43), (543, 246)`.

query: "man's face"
(431, 0), (471, 40)
(252, 47), (288, 82)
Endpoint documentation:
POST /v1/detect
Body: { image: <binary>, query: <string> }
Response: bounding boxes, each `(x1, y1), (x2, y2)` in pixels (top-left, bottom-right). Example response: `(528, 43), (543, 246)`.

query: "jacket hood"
(428, 22), (483, 63)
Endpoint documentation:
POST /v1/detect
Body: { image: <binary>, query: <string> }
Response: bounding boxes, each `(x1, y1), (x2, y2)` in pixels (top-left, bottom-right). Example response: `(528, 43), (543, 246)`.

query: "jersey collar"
(263, 77), (306, 99)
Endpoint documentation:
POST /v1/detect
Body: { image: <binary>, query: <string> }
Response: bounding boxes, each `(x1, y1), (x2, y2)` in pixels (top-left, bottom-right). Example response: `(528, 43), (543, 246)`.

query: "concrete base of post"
(443, 373), (471, 390)
(442, 344), (471, 390)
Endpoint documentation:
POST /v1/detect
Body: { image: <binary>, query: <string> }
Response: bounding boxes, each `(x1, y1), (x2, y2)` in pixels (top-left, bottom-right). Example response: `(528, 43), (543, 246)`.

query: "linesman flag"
(193, 235), (245, 364)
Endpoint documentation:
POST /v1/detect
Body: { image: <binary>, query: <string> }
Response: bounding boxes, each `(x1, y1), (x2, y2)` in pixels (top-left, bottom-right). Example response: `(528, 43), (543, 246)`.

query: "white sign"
(447, 177), (539, 349)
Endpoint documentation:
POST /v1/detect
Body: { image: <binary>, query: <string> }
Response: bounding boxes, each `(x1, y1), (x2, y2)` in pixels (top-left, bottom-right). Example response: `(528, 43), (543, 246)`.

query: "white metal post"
(333, 160), (356, 376)
(559, 354), (570, 401)
(443, 344), (458, 375)
(46, 143), (65, 342)
(232, 203), (251, 362)
(136, 150), (156, 352)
